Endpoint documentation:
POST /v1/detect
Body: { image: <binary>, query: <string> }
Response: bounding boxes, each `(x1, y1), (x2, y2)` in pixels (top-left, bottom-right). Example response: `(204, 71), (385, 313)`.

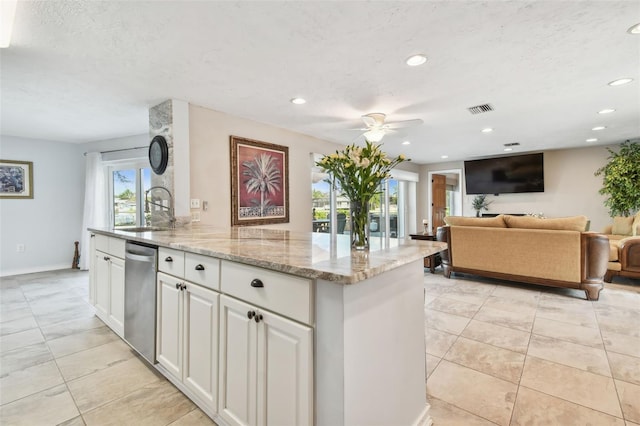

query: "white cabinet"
(92, 235), (125, 337)
(218, 294), (312, 426)
(156, 266), (220, 414)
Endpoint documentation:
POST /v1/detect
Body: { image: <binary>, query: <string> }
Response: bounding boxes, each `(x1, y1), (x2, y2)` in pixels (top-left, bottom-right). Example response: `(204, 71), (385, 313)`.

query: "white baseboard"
(0, 263), (74, 278)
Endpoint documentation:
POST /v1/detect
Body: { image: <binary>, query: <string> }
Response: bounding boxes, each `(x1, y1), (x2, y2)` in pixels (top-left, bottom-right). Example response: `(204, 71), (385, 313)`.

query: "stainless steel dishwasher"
(124, 241), (158, 364)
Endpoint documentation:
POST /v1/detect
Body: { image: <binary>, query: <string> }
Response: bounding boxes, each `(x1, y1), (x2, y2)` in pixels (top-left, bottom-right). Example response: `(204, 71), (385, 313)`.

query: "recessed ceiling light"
(503, 148), (513, 152)
(290, 97), (306, 105)
(481, 128), (493, 133)
(406, 54), (427, 66)
(402, 141), (411, 145)
(608, 78), (633, 86)
(586, 138), (598, 143)
(592, 126), (607, 131)
(598, 108), (616, 114)
(441, 155), (449, 159)
(627, 23), (640, 35)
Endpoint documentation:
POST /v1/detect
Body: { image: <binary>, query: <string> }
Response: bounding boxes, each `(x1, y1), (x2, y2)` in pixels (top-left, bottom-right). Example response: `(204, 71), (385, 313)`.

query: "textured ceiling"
(1, 1), (639, 164)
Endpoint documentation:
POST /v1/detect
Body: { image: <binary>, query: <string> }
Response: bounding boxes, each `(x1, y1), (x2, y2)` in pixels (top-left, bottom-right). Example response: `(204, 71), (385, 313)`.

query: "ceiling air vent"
(504, 142), (520, 147)
(467, 103), (494, 114)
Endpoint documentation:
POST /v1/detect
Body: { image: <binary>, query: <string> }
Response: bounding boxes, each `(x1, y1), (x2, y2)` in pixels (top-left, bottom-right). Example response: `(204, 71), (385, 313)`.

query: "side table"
(409, 233), (441, 273)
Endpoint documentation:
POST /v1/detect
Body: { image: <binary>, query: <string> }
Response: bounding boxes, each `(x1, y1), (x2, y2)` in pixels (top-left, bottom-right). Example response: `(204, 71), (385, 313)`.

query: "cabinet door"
(219, 295), (258, 426)
(94, 251), (110, 321)
(108, 256), (125, 337)
(183, 282), (219, 413)
(156, 272), (183, 378)
(89, 234), (96, 305)
(257, 312), (313, 426)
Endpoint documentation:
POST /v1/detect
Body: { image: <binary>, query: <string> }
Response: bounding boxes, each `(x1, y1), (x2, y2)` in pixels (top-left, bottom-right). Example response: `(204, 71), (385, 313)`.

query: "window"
(107, 161), (151, 229)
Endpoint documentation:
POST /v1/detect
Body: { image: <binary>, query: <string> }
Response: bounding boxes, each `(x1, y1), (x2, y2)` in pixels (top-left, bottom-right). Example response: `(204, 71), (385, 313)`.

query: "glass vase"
(350, 199), (370, 251)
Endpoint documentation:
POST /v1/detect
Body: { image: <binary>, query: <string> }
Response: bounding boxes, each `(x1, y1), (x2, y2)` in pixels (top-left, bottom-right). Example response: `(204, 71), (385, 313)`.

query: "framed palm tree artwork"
(230, 136), (289, 226)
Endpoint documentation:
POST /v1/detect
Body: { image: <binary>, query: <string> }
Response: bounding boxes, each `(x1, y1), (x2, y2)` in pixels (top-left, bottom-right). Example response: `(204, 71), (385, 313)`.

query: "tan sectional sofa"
(436, 215), (610, 300)
(603, 214), (640, 282)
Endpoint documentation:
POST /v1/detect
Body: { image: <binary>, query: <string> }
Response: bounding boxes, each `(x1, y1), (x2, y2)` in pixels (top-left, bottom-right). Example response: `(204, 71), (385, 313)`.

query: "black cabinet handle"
(251, 279), (264, 288)
(195, 264), (205, 271)
(165, 256), (173, 262)
(247, 310), (256, 319)
(175, 283), (181, 290)
(254, 314), (263, 323)
(103, 256), (110, 261)
(181, 283), (187, 291)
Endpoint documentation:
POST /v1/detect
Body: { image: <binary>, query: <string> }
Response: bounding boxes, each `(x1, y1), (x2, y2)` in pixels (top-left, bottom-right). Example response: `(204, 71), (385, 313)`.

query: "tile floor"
(1, 268), (638, 425)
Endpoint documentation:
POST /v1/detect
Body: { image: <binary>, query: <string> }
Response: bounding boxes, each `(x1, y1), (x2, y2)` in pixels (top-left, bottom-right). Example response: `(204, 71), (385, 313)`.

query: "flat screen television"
(464, 153), (544, 195)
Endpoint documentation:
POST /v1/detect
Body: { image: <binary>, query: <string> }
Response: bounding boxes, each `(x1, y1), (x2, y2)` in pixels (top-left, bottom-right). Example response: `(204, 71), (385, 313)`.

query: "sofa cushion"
(633, 212), (640, 236)
(609, 241), (619, 261)
(444, 215), (506, 228)
(612, 216), (635, 236)
(503, 215), (588, 232)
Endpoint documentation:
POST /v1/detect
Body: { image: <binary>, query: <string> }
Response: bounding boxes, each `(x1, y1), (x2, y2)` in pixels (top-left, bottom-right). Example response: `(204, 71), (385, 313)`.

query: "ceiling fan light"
(363, 129), (385, 143)
(406, 54), (427, 66)
(627, 23), (640, 35)
(290, 97), (306, 105)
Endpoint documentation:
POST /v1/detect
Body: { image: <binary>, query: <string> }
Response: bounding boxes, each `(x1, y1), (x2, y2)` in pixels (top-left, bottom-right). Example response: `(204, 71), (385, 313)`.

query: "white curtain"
(80, 152), (107, 270)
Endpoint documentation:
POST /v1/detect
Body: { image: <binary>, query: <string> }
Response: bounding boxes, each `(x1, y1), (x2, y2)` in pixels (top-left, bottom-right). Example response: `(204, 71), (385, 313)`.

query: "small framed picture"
(0, 160), (33, 199)
(230, 136), (289, 226)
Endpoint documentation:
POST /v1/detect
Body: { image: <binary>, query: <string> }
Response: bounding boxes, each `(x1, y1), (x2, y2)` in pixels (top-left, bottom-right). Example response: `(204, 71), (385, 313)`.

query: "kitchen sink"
(117, 226), (171, 232)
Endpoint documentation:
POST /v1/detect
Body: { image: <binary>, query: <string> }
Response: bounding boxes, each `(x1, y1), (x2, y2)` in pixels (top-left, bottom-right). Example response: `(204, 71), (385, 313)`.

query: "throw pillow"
(444, 215), (507, 228)
(633, 212), (640, 236)
(504, 215), (588, 232)
(612, 216), (635, 236)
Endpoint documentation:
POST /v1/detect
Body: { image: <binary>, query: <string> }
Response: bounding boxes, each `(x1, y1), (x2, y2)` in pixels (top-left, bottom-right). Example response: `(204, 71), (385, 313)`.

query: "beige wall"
(189, 104), (349, 232)
(418, 144), (618, 233)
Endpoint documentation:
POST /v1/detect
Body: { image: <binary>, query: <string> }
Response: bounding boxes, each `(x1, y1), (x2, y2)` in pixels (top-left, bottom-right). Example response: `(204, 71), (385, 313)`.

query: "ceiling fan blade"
(361, 112), (386, 128)
(385, 118), (424, 129)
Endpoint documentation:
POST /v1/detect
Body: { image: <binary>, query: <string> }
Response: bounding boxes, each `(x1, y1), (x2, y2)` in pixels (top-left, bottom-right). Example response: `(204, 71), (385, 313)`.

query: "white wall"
(0, 136), (85, 276)
(417, 144), (618, 233)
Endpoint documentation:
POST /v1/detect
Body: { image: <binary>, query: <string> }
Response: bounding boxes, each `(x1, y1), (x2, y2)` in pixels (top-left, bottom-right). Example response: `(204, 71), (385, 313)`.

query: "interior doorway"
(427, 169), (462, 234)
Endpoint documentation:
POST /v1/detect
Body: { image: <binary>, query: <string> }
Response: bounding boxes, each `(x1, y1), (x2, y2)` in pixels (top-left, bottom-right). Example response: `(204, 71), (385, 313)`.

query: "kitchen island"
(89, 225), (446, 426)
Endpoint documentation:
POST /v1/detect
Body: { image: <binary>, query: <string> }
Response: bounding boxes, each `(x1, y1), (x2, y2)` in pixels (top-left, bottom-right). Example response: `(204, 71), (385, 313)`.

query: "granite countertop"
(89, 225), (447, 284)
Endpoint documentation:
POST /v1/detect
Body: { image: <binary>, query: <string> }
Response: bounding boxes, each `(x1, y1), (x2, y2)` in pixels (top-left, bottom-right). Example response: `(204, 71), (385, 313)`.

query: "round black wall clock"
(149, 135), (168, 175)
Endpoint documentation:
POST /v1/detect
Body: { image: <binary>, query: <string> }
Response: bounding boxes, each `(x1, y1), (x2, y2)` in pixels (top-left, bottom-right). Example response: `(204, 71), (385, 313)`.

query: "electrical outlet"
(202, 201), (208, 211)
(190, 199), (200, 209)
(16, 244), (25, 252)
(191, 211), (200, 222)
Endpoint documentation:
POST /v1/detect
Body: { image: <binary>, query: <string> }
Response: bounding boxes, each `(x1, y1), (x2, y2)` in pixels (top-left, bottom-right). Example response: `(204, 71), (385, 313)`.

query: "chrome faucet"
(145, 186), (176, 228)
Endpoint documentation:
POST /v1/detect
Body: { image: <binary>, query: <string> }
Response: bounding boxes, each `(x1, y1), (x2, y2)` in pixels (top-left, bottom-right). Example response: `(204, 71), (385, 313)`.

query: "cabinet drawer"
(221, 261), (312, 325)
(159, 247), (185, 277)
(95, 235), (125, 258)
(185, 253), (220, 291)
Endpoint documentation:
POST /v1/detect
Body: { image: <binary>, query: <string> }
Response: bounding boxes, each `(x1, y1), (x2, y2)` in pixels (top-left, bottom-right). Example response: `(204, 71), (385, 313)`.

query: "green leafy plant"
(471, 194), (492, 217)
(594, 140), (640, 216)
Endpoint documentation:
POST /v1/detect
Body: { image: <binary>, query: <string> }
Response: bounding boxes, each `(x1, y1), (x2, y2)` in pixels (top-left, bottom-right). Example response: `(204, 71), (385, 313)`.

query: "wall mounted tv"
(464, 152), (544, 195)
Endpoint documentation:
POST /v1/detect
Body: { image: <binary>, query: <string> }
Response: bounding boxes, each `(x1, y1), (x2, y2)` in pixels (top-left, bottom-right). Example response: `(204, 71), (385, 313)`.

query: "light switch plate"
(190, 199), (200, 209)
(191, 211), (200, 222)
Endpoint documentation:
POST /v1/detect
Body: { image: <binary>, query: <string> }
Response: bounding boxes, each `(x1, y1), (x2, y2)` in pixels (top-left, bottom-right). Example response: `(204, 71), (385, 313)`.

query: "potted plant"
(472, 194), (492, 217)
(595, 140), (640, 217)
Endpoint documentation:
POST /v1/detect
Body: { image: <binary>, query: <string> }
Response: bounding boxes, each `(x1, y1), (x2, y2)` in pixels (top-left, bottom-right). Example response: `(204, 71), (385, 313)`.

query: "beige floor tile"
(427, 296), (482, 318)
(426, 353), (441, 378)
(82, 380), (195, 426)
(427, 396), (497, 426)
(33, 302), (96, 327)
(527, 334), (611, 376)
(0, 341), (53, 375)
(483, 295), (538, 314)
(444, 337), (525, 383)
(56, 339), (137, 381)
(539, 291), (593, 308)
(616, 379), (640, 423)
(46, 325), (119, 358)
(168, 408), (218, 425)
(532, 316), (603, 348)
(0, 327), (44, 353)
(425, 308), (470, 335)
(520, 356), (622, 417)
(511, 386), (625, 426)
(595, 303), (640, 323)
(40, 315), (105, 340)
(474, 306), (534, 332)
(598, 289), (640, 310)
(0, 384), (79, 426)
(602, 330), (640, 358)
(608, 352), (640, 386)
(535, 305), (599, 328)
(67, 356), (162, 413)
(461, 319), (531, 354)
(599, 318), (640, 339)
(436, 290), (490, 305)
(424, 293), (438, 306)
(0, 302), (32, 323)
(491, 284), (541, 303)
(0, 314), (38, 336)
(0, 287), (25, 303)
(58, 415), (86, 426)
(626, 422), (640, 426)
(0, 360), (65, 405)
(427, 360), (517, 425)
(425, 327), (458, 358)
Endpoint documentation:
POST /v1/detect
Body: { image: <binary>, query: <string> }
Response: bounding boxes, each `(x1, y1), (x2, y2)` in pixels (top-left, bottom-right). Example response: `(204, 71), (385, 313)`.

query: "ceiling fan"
(357, 113), (423, 142)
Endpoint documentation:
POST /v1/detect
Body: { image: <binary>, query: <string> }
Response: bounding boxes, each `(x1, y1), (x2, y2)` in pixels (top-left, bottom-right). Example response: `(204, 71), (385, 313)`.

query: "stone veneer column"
(149, 99), (191, 227)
